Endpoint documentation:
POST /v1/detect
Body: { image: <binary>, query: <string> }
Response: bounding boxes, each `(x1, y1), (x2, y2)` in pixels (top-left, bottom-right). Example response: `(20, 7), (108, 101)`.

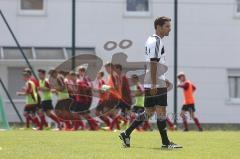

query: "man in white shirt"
(120, 16), (182, 149)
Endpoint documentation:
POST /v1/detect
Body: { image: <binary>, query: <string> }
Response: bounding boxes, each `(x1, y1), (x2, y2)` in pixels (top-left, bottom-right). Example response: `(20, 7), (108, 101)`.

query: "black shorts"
(144, 88), (168, 107)
(116, 101), (131, 113)
(70, 101), (91, 113)
(182, 104), (195, 112)
(24, 104), (38, 114)
(101, 99), (119, 109)
(55, 98), (73, 111)
(132, 106), (144, 114)
(40, 100), (54, 112)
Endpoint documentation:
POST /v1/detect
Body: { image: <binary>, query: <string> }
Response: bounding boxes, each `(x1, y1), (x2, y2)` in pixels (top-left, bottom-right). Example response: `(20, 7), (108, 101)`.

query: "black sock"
(157, 118), (170, 145)
(125, 112), (147, 136)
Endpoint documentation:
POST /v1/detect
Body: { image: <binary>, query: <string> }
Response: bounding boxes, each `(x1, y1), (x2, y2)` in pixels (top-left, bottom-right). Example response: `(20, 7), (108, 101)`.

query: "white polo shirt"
(144, 34), (167, 88)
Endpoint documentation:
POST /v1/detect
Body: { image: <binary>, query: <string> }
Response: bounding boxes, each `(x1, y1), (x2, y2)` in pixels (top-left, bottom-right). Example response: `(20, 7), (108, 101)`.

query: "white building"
(0, 0), (240, 123)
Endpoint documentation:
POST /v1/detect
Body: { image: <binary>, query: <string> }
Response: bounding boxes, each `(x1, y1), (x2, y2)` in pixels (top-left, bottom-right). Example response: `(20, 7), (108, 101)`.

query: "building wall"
(0, 0), (240, 123)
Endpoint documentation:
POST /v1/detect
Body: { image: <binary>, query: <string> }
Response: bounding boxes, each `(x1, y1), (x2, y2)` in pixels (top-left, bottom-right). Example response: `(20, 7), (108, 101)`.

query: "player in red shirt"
(49, 69), (73, 131)
(76, 67), (99, 130)
(66, 71), (85, 130)
(17, 71), (41, 130)
(23, 68), (48, 129)
(109, 64), (132, 130)
(95, 71), (111, 127)
(104, 63), (121, 109)
(37, 69), (61, 130)
(177, 72), (203, 131)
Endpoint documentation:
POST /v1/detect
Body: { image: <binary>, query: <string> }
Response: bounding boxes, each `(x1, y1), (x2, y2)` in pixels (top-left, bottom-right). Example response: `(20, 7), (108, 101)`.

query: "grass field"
(0, 130), (239, 159)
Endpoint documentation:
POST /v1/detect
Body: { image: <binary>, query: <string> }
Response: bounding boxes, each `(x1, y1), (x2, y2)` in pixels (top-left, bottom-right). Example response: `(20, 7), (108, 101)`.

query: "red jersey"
(120, 75), (132, 105)
(108, 73), (121, 100)
(76, 79), (92, 105)
(65, 78), (78, 100)
(30, 76), (39, 88)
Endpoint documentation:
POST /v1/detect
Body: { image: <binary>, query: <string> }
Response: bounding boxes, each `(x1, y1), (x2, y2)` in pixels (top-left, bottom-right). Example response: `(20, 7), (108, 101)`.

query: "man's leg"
(31, 113), (41, 130)
(156, 106), (183, 148)
(190, 111), (203, 131)
(38, 109), (48, 128)
(166, 117), (175, 130)
(125, 107), (154, 136)
(155, 106), (170, 145)
(96, 109), (111, 127)
(109, 109), (121, 130)
(23, 112), (32, 128)
(180, 111), (188, 131)
(119, 107), (154, 147)
(46, 110), (61, 129)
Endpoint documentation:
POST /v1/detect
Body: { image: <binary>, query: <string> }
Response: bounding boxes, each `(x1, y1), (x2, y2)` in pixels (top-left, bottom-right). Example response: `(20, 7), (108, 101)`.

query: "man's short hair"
(22, 71), (31, 77)
(154, 16), (171, 29)
(38, 69), (46, 74)
(177, 72), (186, 79)
(104, 62), (113, 67)
(69, 70), (76, 76)
(23, 68), (32, 75)
(79, 66), (86, 72)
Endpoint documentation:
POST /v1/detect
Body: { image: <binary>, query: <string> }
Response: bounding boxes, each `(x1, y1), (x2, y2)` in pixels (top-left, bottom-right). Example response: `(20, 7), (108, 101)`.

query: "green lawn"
(0, 130), (239, 159)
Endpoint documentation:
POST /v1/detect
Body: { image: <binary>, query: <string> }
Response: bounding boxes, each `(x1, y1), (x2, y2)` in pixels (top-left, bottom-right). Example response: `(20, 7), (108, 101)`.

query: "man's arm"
(178, 82), (189, 90)
(56, 76), (66, 91)
(17, 83), (32, 96)
(150, 60), (158, 88)
(192, 84), (196, 91)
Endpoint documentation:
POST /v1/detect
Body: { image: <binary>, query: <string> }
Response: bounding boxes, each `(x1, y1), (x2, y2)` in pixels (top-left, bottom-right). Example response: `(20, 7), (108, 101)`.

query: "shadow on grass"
(131, 146), (181, 151)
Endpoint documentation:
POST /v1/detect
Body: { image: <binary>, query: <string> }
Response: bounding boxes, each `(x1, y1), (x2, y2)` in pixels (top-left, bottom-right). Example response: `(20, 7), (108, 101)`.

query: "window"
(3, 47), (33, 59)
(228, 77), (240, 98)
(125, 0), (151, 17)
(21, 0), (44, 10)
(228, 69), (240, 103)
(35, 48), (65, 59)
(66, 48), (95, 58)
(0, 47), (95, 60)
(235, 0), (240, 17)
(18, 0), (46, 16)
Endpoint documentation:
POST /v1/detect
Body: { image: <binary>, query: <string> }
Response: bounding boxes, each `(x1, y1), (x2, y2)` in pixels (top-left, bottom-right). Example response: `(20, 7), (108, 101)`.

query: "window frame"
(123, 0), (152, 18)
(227, 69), (240, 104)
(18, 0), (47, 16)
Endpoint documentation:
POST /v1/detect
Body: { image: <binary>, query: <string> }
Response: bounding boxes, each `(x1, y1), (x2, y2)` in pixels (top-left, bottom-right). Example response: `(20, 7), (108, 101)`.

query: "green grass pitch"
(0, 130), (239, 159)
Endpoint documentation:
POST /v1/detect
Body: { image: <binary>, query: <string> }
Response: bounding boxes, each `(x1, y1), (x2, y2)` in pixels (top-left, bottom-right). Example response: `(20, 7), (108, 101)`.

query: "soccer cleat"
(161, 142), (183, 149)
(119, 132), (130, 148)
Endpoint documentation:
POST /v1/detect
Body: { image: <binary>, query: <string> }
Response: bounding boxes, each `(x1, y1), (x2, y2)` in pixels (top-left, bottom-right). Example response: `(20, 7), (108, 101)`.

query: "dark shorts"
(40, 100), (54, 112)
(116, 101), (131, 113)
(132, 106), (145, 114)
(101, 99), (119, 110)
(181, 104), (195, 112)
(24, 104), (38, 114)
(70, 101), (91, 113)
(144, 88), (168, 107)
(55, 98), (73, 111)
